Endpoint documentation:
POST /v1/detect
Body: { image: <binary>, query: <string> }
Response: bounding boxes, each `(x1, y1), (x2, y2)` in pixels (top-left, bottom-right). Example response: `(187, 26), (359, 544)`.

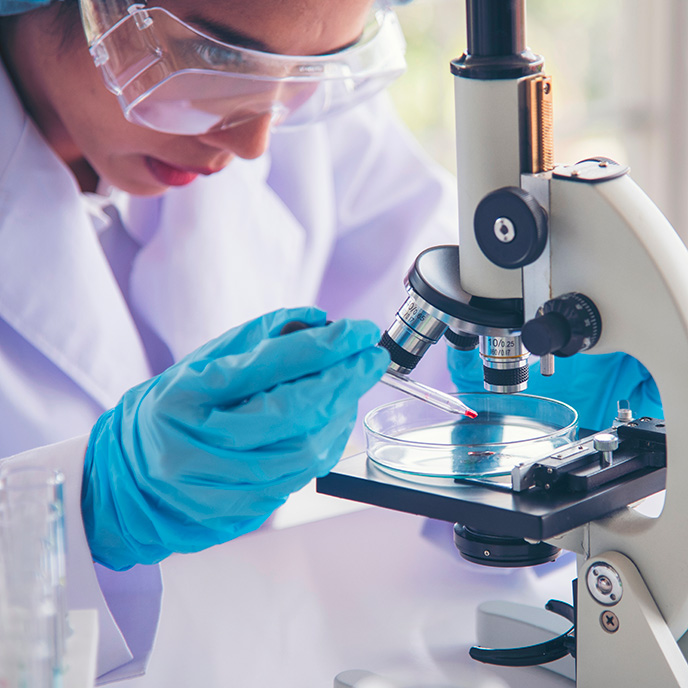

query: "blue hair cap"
(0, 0), (53, 15)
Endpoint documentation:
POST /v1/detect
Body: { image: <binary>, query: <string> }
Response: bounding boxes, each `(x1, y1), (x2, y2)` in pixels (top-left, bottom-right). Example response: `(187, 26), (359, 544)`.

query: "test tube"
(0, 519), (10, 685)
(381, 371), (478, 418)
(0, 466), (67, 688)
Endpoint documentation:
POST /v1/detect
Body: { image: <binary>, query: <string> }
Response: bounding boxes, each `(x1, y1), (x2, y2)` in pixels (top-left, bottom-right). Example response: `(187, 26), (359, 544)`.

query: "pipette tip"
(381, 371), (478, 418)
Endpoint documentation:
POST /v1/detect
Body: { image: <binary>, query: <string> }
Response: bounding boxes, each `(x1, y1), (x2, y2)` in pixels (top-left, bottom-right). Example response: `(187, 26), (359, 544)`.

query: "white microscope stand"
(476, 164), (688, 688)
(332, 2), (688, 682)
(327, 173), (688, 688)
(450, 9), (688, 675)
(537, 169), (688, 687)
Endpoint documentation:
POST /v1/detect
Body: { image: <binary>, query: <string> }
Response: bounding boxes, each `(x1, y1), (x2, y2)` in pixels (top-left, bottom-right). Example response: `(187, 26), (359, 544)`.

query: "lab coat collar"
(0, 63), (152, 409)
(128, 156), (309, 360)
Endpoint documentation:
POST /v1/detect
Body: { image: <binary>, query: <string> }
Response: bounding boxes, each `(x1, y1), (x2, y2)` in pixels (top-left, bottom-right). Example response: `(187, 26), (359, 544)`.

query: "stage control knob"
(521, 292), (602, 357)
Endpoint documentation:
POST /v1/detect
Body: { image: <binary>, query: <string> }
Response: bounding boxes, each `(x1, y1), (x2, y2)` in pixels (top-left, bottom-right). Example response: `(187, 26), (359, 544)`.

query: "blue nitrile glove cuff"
(448, 348), (663, 431)
(82, 307), (390, 571)
(82, 405), (274, 571)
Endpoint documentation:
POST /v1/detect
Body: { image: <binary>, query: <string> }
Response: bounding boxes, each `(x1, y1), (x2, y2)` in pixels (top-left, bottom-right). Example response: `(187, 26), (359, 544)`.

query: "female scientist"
(0, 0), (458, 682)
(0, 0), (662, 685)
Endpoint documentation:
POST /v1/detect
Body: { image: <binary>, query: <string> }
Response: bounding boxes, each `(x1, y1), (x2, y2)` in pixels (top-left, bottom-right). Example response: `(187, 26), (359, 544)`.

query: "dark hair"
(0, 1), (83, 50)
(55, 0), (83, 49)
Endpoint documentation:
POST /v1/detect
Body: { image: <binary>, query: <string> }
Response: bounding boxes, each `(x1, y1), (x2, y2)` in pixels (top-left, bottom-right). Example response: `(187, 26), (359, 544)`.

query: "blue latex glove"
(448, 348), (663, 432)
(82, 307), (390, 571)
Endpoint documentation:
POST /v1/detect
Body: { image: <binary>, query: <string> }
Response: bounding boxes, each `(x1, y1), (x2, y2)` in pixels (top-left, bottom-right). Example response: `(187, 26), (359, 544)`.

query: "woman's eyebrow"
(185, 15), (273, 52)
(182, 15), (364, 57)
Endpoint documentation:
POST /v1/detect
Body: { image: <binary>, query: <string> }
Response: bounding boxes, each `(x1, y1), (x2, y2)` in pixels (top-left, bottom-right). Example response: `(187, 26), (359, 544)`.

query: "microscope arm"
(540, 170), (688, 685)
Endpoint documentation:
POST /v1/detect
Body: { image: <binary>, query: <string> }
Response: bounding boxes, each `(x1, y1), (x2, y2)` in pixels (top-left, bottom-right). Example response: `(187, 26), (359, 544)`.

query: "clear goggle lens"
(83, 3), (406, 135)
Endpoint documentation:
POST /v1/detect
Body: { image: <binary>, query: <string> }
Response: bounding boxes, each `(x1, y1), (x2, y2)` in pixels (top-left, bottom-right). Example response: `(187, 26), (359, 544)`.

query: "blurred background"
(388, 0), (688, 241)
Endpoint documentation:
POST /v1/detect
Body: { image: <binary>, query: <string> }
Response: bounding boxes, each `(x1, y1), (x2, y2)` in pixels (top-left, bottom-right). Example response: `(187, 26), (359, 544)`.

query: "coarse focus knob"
(474, 187), (548, 268)
(521, 292), (602, 357)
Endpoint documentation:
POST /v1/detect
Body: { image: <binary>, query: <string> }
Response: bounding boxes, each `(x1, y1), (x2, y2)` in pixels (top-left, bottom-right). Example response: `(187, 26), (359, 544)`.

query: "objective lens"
(445, 328), (479, 351)
(480, 334), (529, 393)
(380, 296), (447, 375)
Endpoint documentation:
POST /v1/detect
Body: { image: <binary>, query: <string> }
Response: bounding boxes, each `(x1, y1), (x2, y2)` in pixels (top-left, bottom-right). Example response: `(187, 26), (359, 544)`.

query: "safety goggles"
(78, 1), (407, 135)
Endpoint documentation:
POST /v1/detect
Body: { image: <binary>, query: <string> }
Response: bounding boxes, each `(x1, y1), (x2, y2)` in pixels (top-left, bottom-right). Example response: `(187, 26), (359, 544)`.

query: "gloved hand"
(82, 307), (390, 571)
(448, 348), (663, 432)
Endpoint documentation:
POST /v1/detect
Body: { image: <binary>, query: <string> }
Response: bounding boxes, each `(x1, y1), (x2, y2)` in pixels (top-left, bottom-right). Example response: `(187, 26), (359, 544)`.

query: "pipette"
(279, 320), (477, 418)
(381, 370), (478, 418)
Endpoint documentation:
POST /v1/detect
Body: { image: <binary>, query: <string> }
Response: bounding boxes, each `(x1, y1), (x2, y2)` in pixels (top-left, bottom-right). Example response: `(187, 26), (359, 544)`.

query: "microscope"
(317, 1), (688, 685)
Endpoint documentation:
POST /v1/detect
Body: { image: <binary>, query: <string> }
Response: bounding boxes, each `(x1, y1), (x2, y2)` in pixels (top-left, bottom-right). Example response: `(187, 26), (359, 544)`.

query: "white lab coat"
(0, 61), (574, 687)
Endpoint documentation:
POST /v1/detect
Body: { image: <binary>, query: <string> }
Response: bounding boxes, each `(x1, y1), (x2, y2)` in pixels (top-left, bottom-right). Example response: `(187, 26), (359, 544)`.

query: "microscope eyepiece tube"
(479, 334), (529, 393)
(466, 0), (525, 58)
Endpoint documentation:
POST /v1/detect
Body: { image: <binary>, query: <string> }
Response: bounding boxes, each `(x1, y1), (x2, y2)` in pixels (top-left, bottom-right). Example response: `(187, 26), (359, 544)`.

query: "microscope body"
(461, 16), (688, 688)
(383, 1), (688, 685)
(316, 0), (688, 684)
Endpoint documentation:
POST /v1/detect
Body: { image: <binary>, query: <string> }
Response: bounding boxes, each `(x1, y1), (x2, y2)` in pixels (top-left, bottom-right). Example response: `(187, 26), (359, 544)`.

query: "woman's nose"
(198, 113), (274, 159)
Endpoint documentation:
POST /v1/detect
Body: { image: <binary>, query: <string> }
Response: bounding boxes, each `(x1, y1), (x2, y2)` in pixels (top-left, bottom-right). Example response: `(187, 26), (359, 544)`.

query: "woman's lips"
(144, 157), (218, 186)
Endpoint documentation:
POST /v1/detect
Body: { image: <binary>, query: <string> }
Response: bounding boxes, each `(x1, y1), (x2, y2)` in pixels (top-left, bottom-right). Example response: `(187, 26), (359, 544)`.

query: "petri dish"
(364, 393), (578, 478)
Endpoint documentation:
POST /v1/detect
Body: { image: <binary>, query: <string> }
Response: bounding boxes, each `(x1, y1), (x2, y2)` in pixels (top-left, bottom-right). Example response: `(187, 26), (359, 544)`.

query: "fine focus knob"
(522, 292), (602, 357)
(520, 312), (569, 355)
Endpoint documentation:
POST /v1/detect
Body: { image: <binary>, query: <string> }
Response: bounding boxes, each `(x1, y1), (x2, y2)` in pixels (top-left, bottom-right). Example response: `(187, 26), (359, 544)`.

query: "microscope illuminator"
(453, 523), (560, 568)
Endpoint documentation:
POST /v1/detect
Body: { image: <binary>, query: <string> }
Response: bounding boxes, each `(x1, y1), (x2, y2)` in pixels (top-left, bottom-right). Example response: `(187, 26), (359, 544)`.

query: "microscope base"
(475, 600), (575, 681)
(334, 670), (399, 688)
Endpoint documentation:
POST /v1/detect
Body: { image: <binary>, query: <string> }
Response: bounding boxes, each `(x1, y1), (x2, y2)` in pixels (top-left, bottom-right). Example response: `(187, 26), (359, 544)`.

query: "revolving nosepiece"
(382, 245), (531, 393)
(381, 295), (530, 394)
